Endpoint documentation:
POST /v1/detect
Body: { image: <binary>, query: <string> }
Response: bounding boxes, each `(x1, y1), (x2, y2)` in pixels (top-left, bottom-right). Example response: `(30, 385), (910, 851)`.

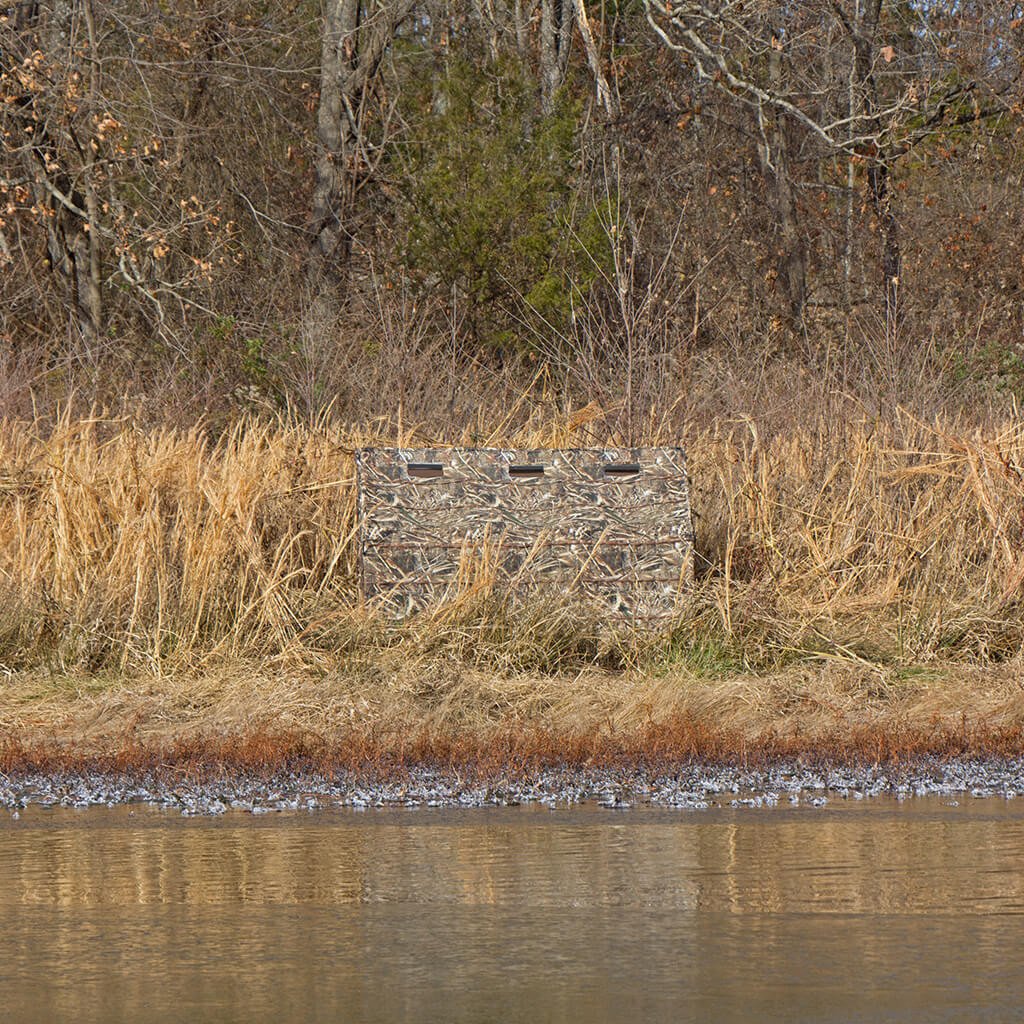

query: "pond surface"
(1, 798), (1023, 1023)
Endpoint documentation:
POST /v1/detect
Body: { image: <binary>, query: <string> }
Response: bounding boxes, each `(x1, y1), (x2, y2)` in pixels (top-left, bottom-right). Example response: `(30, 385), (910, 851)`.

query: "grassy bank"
(4, 661), (1024, 775)
(1, 402), (1024, 764)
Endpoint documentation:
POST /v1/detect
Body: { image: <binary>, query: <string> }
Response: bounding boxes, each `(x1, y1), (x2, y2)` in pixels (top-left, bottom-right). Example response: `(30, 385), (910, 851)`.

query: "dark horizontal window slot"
(604, 464), (641, 476)
(509, 465), (545, 478)
(407, 463), (444, 479)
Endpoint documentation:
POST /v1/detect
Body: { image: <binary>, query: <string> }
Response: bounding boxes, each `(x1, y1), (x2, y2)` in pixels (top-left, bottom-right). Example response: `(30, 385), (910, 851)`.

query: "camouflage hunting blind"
(356, 448), (695, 618)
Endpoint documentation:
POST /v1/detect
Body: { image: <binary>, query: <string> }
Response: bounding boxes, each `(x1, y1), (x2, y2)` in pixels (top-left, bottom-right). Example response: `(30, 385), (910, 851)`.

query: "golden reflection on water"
(2, 800), (1023, 1024)
(4, 802), (1023, 915)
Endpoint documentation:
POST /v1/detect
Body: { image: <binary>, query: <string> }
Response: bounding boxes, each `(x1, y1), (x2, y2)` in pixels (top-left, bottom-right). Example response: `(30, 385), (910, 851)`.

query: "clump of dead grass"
(0, 401), (1022, 695)
(6, 660), (1024, 774)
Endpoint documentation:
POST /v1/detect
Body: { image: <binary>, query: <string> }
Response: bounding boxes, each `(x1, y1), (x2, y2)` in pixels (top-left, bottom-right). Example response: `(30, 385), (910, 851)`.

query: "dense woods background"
(2, 0), (1023, 434)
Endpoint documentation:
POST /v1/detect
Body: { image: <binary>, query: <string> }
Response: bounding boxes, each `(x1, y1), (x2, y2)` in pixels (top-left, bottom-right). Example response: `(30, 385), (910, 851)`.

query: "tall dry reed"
(0, 403), (1022, 676)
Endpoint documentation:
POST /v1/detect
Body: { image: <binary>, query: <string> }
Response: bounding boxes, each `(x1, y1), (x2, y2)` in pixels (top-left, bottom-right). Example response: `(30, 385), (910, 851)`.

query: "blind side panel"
(357, 447), (694, 617)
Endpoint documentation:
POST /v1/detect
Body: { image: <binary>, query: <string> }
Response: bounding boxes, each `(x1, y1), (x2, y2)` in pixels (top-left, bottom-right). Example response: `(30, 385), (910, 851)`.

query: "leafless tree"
(643, 0), (1022, 336)
(1, 1), (103, 343)
(538, 0), (573, 113)
(310, 0), (414, 292)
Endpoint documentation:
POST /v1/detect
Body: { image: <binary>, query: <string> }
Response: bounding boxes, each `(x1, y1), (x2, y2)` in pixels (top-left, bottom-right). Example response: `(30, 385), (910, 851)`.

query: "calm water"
(2, 798), (1024, 1023)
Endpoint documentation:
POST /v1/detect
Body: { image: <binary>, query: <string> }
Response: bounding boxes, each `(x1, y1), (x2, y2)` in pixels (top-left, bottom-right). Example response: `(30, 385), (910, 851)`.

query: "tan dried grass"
(0, 403), (1023, 752)
(4, 661), (1024, 759)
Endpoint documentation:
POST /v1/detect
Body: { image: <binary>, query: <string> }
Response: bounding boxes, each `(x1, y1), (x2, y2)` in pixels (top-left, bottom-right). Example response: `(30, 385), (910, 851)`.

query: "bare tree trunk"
(171, 19), (224, 169)
(761, 40), (807, 332)
(868, 158), (901, 336)
(572, 0), (617, 120)
(539, 0), (573, 114)
(79, 0), (103, 348)
(311, 0), (360, 286)
(843, 0), (861, 314)
(310, 0), (411, 295)
(8, 1), (104, 345)
(850, 1), (901, 338)
(644, 0), (965, 341)
(472, 0), (501, 62)
(513, 0), (534, 59)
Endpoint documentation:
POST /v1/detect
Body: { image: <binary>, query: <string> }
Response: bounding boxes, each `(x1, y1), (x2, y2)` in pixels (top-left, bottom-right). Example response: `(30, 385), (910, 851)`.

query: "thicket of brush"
(2, 370), (1023, 682)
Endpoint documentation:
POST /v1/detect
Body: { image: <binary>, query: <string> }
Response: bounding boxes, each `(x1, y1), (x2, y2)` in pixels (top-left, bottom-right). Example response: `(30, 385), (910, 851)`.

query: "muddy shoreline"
(3, 757), (1024, 816)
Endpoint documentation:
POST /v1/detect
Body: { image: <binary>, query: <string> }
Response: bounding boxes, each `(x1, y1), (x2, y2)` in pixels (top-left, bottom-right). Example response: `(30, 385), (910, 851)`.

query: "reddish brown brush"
(3, 714), (1024, 784)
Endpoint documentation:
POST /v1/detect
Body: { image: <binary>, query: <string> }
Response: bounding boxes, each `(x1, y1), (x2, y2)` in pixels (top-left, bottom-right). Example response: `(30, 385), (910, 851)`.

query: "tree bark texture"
(310, 0), (412, 288)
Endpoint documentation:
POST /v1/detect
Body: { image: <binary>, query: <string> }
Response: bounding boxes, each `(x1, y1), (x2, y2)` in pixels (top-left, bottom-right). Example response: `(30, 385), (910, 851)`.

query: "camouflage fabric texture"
(356, 447), (695, 618)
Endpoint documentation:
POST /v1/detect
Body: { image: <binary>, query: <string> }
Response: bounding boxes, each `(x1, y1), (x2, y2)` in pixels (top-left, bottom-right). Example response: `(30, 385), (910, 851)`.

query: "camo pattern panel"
(356, 447), (694, 617)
